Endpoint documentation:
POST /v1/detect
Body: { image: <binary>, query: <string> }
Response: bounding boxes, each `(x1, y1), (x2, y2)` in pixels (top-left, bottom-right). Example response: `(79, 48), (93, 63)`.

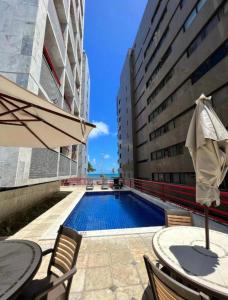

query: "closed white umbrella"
(186, 94), (228, 249)
(0, 75), (95, 148)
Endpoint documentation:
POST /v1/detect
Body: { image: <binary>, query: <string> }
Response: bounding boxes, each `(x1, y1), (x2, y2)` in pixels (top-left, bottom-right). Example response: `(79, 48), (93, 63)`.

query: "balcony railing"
(63, 0), (69, 18)
(63, 98), (72, 113)
(48, 0), (66, 61)
(66, 55), (75, 93)
(123, 178), (228, 225)
(40, 56), (62, 108)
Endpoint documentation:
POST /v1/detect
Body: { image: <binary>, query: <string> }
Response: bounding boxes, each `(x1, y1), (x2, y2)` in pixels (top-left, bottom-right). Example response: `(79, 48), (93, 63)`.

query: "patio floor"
(8, 186), (156, 300)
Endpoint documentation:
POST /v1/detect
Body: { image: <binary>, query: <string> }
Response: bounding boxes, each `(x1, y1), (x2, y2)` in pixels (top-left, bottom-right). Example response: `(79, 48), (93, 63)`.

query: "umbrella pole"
(204, 206), (210, 250)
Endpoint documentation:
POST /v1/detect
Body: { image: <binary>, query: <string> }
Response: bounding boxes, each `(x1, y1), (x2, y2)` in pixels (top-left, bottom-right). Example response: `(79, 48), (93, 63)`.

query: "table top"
(153, 226), (228, 299)
(0, 239), (42, 300)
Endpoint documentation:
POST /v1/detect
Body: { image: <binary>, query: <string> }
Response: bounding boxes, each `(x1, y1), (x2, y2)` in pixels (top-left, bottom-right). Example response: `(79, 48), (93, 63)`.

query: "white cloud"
(103, 154), (110, 159)
(89, 121), (109, 138)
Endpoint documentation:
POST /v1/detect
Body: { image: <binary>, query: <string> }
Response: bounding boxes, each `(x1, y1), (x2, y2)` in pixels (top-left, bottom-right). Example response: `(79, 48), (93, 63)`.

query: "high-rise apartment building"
(118, 0), (228, 186)
(77, 51), (90, 177)
(0, 0), (89, 187)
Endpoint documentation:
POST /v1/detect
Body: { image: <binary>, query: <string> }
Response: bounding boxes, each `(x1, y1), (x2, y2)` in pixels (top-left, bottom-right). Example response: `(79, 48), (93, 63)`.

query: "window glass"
(184, 9), (197, 30)
(197, 0), (207, 12)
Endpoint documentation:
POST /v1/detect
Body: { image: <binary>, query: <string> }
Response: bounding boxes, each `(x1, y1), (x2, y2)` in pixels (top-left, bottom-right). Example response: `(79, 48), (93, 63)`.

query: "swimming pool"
(64, 191), (165, 231)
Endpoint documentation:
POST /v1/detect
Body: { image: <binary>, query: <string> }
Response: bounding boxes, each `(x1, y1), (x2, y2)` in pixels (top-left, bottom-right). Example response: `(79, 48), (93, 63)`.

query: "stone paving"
(7, 186), (228, 299)
(8, 186), (156, 300)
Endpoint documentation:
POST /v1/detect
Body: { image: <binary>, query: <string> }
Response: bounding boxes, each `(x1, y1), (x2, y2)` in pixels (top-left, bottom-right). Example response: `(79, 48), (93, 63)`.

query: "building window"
(145, 26), (169, 70)
(137, 159), (148, 164)
(151, 142), (185, 161)
(147, 69), (174, 104)
(136, 122), (147, 134)
(145, 5), (168, 58)
(191, 40), (228, 84)
(148, 94), (174, 122)
(135, 106), (146, 120)
(152, 172), (195, 184)
(136, 140), (148, 148)
(187, 1), (228, 57)
(183, 0), (208, 31)
(146, 46), (172, 84)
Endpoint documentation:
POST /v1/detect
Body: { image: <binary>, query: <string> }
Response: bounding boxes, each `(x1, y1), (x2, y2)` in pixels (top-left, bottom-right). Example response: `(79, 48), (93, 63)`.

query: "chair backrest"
(165, 209), (193, 227)
(143, 256), (209, 300)
(87, 179), (93, 186)
(114, 178), (119, 185)
(48, 226), (82, 296)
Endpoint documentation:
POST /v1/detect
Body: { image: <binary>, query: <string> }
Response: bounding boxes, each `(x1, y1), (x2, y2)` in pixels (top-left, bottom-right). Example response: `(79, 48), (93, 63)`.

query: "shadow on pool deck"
(5, 188), (157, 299)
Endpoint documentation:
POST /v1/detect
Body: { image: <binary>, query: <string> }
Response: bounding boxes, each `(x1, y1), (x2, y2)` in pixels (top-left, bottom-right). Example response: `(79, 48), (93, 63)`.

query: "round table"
(152, 226), (228, 300)
(0, 240), (42, 300)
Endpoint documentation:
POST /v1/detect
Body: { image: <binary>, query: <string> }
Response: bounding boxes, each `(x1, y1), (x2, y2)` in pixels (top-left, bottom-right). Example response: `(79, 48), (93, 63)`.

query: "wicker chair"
(143, 255), (209, 300)
(18, 226), (82, 300)
(165, 209), (193, 227)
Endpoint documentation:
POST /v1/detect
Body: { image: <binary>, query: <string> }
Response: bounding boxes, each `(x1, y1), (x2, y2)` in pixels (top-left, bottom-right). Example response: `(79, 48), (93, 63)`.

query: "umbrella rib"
(0, 96), (86, 145)
(0, 122), (23, 126)
(0, 119), (40, 122)
(0, 93), (96, 128)
(0, 99), (50, 148)
(0, 104), (32, 117)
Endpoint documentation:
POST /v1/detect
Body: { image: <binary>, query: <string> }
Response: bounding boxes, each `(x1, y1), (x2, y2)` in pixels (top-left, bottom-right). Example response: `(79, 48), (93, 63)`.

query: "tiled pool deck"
(7, 186), (228, 299)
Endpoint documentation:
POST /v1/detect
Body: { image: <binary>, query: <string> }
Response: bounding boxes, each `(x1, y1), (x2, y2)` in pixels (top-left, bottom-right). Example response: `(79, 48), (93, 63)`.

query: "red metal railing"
(61, 177), (114, 186)
(61, 177), (228, 225)
(123, 178), (228, 225)
(43, 46), (61, 86)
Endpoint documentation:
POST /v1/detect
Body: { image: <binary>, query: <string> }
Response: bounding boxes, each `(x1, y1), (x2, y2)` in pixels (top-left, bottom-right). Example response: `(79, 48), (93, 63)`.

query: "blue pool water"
(64, 192), (165, 231)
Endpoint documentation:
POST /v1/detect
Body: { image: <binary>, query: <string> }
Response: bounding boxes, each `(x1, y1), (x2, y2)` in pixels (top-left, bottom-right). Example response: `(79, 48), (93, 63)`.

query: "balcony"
(66, 55), (75, 94)
(40, 56), (62, 108)
(48, 0), (66, 62)
(68, 18), (77, 60)
(63, 0), (69, 18)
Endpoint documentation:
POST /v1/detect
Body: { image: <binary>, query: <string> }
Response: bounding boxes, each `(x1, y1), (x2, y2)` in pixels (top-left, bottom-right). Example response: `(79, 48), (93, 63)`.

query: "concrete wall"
(0, 181), (60, 222)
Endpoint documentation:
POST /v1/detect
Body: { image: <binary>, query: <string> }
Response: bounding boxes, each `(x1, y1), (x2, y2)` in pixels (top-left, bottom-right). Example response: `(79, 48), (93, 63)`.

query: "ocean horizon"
(87, 173), (119, 179)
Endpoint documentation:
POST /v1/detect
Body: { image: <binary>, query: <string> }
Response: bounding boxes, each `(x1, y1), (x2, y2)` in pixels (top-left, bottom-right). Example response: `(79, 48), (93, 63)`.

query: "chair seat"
(18, 274), (66, 300)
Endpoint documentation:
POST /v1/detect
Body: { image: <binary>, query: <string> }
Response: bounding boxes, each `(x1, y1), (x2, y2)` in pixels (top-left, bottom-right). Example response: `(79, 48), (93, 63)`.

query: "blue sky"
(84, 0), (147, 173)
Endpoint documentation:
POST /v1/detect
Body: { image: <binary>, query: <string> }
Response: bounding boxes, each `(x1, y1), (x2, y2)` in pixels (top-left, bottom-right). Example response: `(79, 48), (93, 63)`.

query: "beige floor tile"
(85, 267), (112, 291)
(37, 255), (49, 274)
(87, 239), (108, 252)
(111, 263), (140, 287)
(69, 292), (83, 300)
(71, 269), (86, 293)
(33, 272), (46, 280)
(77, 253), (89, 268)
(110, 249), (134, 265)
(127, 237), (146, 250)
(88, 251), (110, 267)
(135, 262), (148, 284)
(130, 248), (153, 264)
(82, 289), (115, 300)
(106, 237), (129, 251)
(142, 237), (153, 249)
(115, 285), (145, 300)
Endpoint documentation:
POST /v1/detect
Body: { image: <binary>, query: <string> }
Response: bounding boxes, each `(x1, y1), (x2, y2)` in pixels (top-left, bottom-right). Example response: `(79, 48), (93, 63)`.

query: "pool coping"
(40, 186), (228, 240)
(41, 187), (176, 240)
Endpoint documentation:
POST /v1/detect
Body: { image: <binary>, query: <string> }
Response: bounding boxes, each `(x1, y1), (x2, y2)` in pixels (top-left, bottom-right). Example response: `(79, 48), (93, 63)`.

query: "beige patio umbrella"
(0, 75), (95, 148)
(186, 94), (228, 249)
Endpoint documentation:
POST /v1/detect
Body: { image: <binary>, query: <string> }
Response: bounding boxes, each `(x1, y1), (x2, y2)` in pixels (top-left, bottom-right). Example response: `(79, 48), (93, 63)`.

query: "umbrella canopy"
(0, 75), (95, 148)
(186, 94), (228, 207)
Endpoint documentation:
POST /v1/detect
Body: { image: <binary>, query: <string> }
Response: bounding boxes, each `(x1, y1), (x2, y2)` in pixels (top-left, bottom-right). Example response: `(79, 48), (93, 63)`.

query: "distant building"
(78, 51), (90, 177)
(0, 0), (89, 187)
(117, 0), (228, 187)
